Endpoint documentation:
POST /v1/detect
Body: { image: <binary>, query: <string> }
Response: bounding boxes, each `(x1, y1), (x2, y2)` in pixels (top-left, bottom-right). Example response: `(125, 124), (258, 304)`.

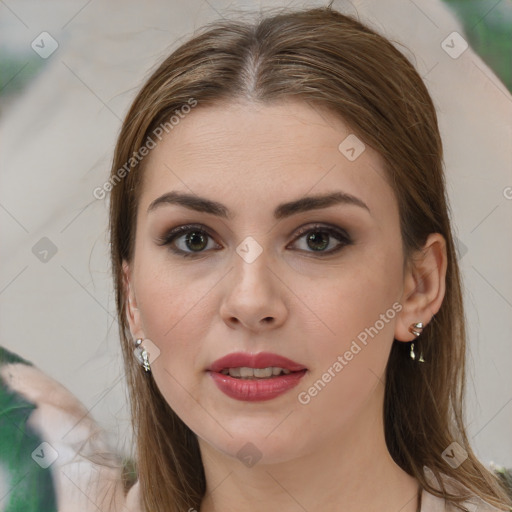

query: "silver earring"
(134, 338), (151, 372)
(409, 322), (424, 337)
(409, 322), (425, 362)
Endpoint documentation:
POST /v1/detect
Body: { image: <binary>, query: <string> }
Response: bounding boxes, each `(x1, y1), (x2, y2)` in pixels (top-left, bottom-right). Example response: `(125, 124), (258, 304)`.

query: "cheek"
(133, 259), (222, 388)
(134, 269), (210, 417)
(294, 245), (402, 409)
(300, 246), (402, 346)
(135, 257), (215, 341)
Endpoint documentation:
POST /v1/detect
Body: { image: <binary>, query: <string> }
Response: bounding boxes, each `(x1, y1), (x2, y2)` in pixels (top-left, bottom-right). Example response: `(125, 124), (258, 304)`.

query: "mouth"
(206, 352), (307, 401)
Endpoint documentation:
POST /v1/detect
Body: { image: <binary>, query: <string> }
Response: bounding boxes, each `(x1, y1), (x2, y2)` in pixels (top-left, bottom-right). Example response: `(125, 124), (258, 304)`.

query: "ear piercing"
(408, 322), (425, 362)
(134, 338), (151, 372)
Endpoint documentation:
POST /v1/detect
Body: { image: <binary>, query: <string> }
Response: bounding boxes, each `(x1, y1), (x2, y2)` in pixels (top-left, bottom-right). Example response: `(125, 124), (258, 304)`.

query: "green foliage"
(0, 347), (57, 511)
(0, 53), (46, 102)
(442, 0), (512, 92)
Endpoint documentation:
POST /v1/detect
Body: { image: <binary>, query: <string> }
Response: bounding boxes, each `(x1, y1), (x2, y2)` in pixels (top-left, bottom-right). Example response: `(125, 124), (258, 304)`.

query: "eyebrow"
(147, 190), (371, 219)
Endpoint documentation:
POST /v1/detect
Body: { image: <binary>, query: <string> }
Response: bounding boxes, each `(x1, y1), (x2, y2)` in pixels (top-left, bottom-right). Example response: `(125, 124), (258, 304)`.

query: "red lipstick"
(206, 351), (307, 402)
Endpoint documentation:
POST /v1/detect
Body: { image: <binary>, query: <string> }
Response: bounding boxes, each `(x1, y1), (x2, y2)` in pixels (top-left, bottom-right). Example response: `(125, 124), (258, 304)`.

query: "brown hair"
(108, 4), (512, 511)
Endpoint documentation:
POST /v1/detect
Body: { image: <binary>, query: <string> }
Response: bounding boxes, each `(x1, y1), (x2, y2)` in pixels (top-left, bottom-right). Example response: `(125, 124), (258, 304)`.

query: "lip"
(206, 351), (307, 402)
(208, 369), (307, 402)
(207, 351), (307, 373)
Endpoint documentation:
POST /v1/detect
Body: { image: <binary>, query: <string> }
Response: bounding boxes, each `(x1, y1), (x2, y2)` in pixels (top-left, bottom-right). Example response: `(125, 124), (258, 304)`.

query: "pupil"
(307, 231), (328, 251)
(186, 232), (207, 251)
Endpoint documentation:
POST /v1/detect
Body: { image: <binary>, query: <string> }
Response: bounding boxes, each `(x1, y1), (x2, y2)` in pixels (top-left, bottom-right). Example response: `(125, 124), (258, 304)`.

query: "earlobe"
(394, 233), (447, 342)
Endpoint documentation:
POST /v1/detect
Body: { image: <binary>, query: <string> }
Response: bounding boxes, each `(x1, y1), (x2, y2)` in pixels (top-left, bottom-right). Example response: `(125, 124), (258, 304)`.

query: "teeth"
(229, 367), (241, 377)
(253, 368), (273, 378)
(240, 367), (254, 378)
(219, 367), (292, 379)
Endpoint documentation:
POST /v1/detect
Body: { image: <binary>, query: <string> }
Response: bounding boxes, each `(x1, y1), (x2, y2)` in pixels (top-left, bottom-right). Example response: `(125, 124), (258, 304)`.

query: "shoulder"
(0, 345), (140, 511)
(422, 488), (504, 512)
(125, 480), (142, 510)
(421, 466), (508, 512)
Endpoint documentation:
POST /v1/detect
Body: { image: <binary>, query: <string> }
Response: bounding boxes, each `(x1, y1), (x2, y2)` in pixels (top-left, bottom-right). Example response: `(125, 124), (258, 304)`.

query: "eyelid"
(290, 222), (350, 241)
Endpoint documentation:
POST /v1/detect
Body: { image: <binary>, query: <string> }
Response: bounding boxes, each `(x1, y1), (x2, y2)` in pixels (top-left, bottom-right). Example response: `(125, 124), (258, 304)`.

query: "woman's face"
(123, 99), (410, 465)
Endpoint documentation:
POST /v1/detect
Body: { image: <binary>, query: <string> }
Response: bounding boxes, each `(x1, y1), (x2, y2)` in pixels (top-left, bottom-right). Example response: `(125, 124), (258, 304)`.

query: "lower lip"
(208, 370), (307, 402)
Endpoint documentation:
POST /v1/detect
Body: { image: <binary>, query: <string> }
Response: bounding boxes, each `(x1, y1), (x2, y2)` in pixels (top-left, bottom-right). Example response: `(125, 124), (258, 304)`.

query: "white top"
(419, 466), (503, 511)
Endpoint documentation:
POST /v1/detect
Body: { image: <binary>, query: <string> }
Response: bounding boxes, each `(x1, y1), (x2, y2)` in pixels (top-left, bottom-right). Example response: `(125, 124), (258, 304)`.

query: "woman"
(1, 4), (510, 512)
(108, 4), (512, 511)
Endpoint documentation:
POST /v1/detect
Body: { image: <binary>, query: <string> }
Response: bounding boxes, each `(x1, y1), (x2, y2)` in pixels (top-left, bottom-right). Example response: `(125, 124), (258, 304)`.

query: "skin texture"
(123, 99), (447, 512)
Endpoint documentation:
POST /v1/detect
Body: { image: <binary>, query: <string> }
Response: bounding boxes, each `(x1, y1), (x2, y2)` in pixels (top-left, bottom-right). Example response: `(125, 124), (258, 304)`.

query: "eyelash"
(157, 223), (352, 258)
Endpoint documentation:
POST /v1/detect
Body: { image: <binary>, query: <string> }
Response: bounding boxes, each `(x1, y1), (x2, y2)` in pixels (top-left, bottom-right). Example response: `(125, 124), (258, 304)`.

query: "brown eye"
(158, 224), (220, 258)
(290, 224), (352, 256)
(305, 231), (330, 251)
(183, 231), (209, 252)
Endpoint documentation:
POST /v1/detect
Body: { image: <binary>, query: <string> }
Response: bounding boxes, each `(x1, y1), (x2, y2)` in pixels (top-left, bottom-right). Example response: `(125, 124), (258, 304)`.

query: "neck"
(198, 386), (420, 512)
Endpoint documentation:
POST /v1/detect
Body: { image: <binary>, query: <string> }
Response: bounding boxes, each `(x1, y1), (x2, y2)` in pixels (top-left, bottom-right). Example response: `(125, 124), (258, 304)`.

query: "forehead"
(138, 99), (396, 221)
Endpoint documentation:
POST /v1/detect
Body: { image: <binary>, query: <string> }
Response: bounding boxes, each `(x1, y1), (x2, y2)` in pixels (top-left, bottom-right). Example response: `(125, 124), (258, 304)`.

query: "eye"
(157, 224), (220, 258)
(288, 223), (352, 256)
(157, 222), (352, 258)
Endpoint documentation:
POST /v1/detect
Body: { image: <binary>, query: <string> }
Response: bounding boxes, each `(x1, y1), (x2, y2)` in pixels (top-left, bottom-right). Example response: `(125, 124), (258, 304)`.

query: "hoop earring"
(408, 322), (425, 362)
(134, 338), (151, 372)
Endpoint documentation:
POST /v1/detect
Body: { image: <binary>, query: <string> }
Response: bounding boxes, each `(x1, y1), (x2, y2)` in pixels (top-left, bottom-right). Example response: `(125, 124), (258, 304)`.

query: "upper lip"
(207, 351), (307, 373)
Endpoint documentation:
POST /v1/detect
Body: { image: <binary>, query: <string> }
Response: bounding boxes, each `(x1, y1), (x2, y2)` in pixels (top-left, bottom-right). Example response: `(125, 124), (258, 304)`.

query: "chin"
(201, 428), (308, 467)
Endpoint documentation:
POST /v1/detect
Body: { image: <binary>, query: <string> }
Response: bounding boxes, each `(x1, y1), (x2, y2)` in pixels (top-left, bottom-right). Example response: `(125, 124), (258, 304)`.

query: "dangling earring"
(134, 338), (151, 372)
(408, 322), (425, 362)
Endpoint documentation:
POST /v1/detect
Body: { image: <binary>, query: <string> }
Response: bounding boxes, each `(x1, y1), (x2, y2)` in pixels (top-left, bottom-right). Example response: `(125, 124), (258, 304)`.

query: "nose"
(219, 249), (288, 332)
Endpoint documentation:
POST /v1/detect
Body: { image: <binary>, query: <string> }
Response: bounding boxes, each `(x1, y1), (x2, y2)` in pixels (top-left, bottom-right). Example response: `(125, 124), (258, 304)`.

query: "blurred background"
(1, 0), (511, 468)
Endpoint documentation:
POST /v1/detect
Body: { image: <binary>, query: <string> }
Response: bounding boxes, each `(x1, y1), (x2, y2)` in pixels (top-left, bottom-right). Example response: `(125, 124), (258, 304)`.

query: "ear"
(122, 260), (145, 341)
(394, 233), (447, 342)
